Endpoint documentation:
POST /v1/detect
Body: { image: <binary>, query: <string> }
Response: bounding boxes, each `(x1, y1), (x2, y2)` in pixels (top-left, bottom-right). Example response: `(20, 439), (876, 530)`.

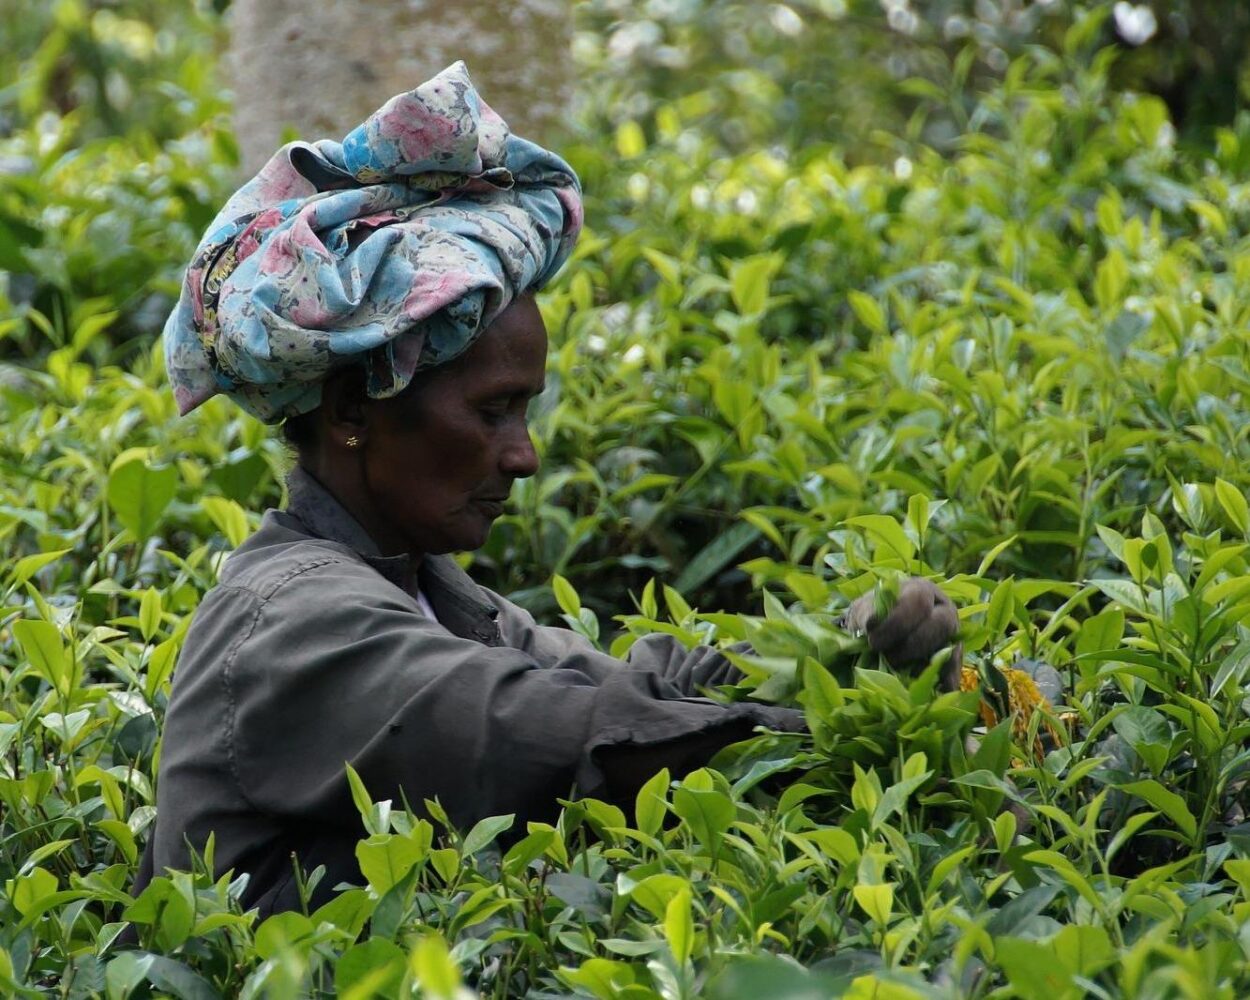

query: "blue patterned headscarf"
(163, 62), (583, 423)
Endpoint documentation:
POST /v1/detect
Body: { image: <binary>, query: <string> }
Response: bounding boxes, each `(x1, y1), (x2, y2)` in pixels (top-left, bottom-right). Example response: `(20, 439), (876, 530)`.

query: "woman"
(151, 64), (959, 915)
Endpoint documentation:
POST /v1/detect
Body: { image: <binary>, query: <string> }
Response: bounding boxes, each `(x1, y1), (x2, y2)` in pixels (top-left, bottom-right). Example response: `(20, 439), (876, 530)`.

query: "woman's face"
(356, 296), (547, 557)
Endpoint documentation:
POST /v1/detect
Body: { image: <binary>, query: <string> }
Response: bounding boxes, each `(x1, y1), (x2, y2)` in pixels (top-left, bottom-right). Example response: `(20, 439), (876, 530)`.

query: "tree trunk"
(225, 0), (573, 175)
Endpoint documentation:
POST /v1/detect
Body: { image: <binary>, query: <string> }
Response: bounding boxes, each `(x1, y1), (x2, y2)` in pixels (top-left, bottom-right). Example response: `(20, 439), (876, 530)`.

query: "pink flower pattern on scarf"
(163, 62), (582, 422)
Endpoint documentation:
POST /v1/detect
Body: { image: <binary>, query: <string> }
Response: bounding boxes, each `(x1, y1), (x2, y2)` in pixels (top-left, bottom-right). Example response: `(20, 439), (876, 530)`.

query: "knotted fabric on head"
(163, 61), (583, 422)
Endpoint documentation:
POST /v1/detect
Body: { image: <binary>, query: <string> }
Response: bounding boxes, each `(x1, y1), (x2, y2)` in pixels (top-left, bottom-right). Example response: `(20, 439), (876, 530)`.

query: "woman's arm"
(482, 587), (747, 694)
(164, 558), (800, 842)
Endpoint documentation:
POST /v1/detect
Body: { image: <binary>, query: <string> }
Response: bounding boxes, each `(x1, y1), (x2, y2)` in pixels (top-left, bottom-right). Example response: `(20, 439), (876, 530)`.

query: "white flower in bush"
(1113, 2), (1157, 45)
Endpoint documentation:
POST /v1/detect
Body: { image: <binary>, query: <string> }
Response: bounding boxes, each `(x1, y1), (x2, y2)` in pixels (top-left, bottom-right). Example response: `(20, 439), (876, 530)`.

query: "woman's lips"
(474, 498), (506, 517)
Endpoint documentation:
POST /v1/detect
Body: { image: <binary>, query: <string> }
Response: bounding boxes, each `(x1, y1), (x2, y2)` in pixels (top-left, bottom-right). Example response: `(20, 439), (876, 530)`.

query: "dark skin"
(843, 578), (963, 689)
(297, 294), (548, 567)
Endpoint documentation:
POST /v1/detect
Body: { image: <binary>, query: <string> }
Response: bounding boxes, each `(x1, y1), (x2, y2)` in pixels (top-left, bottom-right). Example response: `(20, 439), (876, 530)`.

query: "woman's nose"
(500, 423), (540, 479)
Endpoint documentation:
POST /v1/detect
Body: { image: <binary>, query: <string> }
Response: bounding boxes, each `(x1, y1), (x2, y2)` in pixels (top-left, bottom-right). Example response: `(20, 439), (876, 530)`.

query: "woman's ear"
(319, 367), (370, 450)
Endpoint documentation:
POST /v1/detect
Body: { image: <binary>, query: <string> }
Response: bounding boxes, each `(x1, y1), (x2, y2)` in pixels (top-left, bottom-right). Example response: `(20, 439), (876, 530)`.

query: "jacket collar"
(285, 466), (409, 584)
(283, 466), (501, 644)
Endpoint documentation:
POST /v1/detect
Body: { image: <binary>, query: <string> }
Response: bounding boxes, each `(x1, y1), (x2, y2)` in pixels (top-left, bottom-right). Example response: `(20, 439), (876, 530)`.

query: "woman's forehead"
(457, 300), (547, 374)
(455, 343), (547, 397)
(423, 304), (548, 399)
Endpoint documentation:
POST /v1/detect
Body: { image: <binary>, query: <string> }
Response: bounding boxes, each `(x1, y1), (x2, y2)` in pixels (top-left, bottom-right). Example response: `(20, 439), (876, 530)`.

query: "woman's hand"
(842, 578), (961, 681)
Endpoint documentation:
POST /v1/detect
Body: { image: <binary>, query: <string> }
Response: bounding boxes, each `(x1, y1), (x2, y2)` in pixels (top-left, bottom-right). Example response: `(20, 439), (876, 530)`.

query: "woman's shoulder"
(213, 509), (396, 604)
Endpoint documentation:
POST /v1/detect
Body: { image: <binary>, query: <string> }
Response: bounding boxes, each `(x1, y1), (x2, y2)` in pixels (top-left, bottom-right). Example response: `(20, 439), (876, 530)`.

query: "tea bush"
(3, 1), (1250, 997)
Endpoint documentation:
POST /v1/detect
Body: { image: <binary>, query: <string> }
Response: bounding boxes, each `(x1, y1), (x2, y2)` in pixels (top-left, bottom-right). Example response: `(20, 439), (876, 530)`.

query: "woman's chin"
(450, 509), (500, 553)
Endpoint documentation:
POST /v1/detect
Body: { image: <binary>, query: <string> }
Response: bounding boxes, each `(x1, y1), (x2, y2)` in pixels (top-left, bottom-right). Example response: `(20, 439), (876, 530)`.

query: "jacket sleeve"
(483, 587), (747, 694)
(225, 560), (802, 832)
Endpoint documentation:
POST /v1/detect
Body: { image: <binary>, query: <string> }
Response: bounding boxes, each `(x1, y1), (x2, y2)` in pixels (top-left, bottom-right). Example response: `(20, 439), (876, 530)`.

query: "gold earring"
(345, 435), (361, 448)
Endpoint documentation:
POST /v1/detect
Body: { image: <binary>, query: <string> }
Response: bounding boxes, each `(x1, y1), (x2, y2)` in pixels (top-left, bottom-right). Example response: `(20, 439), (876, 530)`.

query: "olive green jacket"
(150, 468), (801, 914)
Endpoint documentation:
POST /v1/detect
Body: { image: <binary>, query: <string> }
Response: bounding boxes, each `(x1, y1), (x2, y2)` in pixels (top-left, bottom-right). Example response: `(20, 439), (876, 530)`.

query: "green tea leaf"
(845, 515), (915, 563)
(13, 618), (69, 695)
(558, 959), (636, 999)
(410, 935), (462, 999)
(254, 911), (315, 960)
(355, 833), (426, 894)
(1115, 780), (1196, 840)
(8, 548), (70, 587)
(847, 290), (886, 336)
(1215, 479), (1249, 536)
(144, 956), (218, 1000)
(461, 813), (515, 856)
(336, 939), (405, 999)
(635, 767), (670, 838)
(107, 454), (178, 541)
(672, 786), (735, 852)
(202, 495), (250, 548)
(852, 883), (893, 925)
(674, 522), (760, 595)
(552, 573), (580, 617)
(729, 255), (778, 317)
(138, 587), (161, 642)
(664, 887), (694, 964)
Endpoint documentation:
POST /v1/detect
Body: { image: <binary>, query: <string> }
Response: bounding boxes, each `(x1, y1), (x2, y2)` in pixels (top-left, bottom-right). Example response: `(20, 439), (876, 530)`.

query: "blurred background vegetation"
(2, 0), (1249, 619)
(3, 0), (1249, 364)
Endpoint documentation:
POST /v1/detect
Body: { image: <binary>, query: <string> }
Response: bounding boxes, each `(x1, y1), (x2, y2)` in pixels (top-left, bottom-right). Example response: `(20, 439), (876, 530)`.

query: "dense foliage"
(3, 1), (1250, 997)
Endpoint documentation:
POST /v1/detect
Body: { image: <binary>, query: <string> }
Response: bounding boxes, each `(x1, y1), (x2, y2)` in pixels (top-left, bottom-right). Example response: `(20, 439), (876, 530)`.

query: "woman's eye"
(478, 404), (508, 425)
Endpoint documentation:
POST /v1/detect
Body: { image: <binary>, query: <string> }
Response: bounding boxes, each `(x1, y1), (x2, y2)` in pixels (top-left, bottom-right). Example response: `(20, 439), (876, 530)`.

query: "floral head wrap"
(163, 62), (583, 423)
